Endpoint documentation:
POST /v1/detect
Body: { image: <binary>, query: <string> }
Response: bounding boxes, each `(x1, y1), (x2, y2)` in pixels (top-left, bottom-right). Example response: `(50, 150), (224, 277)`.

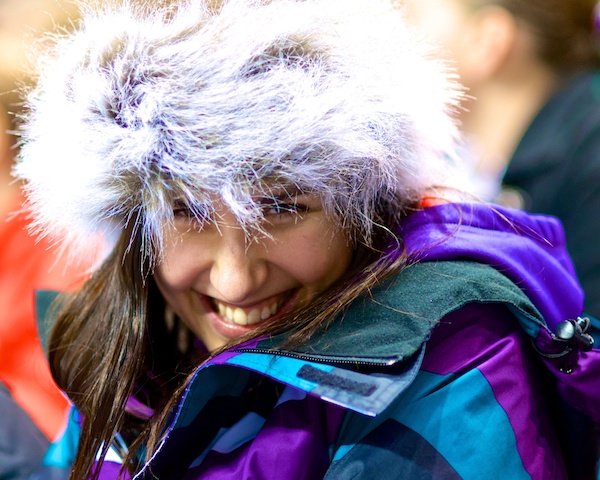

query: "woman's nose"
(209, 225), (268, 303)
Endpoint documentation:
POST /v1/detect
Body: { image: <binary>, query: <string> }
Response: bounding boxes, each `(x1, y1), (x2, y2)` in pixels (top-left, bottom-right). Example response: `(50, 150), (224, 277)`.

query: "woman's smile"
(194, 289), (301, 344)
(206, 289), (297, 326)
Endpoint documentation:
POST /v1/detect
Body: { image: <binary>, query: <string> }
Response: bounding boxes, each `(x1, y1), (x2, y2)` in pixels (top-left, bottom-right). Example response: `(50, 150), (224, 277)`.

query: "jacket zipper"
(233, 347), (403, 368)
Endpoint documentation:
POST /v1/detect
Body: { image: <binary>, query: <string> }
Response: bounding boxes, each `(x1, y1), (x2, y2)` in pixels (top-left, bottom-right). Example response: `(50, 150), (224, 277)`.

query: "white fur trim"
(14, 0), (465, 264)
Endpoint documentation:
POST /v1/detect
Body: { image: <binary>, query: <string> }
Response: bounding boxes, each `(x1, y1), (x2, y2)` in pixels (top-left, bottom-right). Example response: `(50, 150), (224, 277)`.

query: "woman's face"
(154, 191), (353, 352)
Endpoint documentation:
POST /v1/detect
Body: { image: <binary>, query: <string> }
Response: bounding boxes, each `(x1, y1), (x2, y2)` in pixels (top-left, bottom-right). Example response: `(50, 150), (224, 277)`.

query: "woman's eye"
(172, 203), (209, 231)
(266, 202), (296, 214)
(263, 202), (309, 221)
(173, 207), (194, 218)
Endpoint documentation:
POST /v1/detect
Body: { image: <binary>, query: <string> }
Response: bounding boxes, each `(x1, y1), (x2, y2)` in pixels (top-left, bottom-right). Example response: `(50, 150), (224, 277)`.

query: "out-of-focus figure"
(403, 0), (600, 318)
(0, 1), (92, 478)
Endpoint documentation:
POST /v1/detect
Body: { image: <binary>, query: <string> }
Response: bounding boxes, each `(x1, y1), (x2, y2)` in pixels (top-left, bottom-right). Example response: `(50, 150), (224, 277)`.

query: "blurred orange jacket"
(0, 198), (91, 440)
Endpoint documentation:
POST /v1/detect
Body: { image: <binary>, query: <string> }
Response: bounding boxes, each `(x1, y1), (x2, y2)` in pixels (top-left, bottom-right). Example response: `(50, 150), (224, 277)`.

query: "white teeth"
(233, 308), (247, 325)
(247, 309), (261, 325)
(215, 299), (283, 325)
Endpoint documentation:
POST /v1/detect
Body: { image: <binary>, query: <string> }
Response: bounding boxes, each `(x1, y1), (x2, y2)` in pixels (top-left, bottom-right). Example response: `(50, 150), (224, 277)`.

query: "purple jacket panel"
(402, 203), (600, 422)
(399, 203), (583, 327)
(181, 393), (346, 480)
(423, 303), (567, 478)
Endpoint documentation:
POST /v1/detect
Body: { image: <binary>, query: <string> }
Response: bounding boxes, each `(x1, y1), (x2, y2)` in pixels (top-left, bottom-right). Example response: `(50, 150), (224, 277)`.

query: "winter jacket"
(41, 203), (600, 479)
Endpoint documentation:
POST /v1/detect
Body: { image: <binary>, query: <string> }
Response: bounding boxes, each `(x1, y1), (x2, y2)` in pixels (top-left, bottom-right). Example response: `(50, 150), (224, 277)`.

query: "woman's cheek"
(155, 246), (204, 290)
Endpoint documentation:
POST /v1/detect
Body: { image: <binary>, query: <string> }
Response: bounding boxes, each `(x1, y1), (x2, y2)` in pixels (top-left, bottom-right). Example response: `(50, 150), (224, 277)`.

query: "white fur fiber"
(14, 0), (465, 264)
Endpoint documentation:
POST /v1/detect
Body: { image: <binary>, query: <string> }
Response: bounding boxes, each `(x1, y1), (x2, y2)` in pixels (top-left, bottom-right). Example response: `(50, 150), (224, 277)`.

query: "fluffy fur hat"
(14, 0), (464, 264)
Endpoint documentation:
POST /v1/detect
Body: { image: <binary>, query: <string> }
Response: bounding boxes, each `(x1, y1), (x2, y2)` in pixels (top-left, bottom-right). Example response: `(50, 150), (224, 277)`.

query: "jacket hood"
(398, 202), (584, 329)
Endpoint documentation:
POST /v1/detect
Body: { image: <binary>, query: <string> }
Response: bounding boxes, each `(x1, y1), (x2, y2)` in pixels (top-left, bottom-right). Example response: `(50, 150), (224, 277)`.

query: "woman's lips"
(198, 290), (298, 340)
(214, 296), (283, 326)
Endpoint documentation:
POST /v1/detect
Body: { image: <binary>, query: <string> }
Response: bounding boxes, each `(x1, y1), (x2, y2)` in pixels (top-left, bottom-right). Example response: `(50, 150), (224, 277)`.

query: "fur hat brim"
(14, 0), (465, 265)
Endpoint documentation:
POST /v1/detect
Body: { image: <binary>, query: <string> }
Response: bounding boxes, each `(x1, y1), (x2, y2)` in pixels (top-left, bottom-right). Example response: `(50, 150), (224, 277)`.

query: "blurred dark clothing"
(503, 70), (600, 318)
(0, 381), (47, 479)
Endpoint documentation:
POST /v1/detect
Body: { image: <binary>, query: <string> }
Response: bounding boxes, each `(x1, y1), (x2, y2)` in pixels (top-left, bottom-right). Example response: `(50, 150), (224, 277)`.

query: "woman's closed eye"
(172, 202), (210, 231)
(265, 201), (308, 215)
(262, 199), (310, 224)
(173, 206), (192, 218)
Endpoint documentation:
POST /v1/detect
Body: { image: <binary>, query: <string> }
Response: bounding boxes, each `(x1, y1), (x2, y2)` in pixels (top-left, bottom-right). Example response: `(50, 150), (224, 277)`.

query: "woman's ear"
(459, 5), (517, 84)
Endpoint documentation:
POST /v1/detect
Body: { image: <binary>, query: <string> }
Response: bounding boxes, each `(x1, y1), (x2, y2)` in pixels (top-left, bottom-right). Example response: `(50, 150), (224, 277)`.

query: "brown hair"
(469, 0), (600, 69)
(49, 220), (195, 477)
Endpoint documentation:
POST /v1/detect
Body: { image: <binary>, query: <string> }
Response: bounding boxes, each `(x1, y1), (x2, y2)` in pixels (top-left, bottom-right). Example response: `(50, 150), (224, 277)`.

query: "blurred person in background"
(403, 0), (600, 318)
(0, 1), (94, 478)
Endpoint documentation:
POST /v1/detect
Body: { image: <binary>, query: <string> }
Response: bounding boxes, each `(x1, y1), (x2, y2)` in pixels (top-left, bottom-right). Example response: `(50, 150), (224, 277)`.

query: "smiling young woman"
(13, 0), (600, 478)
